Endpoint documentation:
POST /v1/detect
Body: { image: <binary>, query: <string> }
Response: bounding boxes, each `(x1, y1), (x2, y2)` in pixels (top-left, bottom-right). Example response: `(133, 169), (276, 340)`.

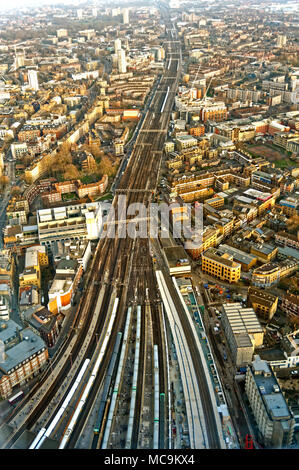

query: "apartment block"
(252, 259), (298, 288)
(202, 248), (241, 283)
(245, 356), (295, 448)
(281, 294), (299, 325)
(0, 320), (48, 399)
(247, 287), (278, 321)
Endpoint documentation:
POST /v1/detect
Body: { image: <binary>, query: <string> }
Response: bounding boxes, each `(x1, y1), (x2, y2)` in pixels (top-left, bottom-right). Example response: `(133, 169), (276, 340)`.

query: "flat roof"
(164, 246), (190, 269)
(0, 320), (22, 344)
(251, 356), (292, 421)
(222, 303), (263, 334)
(248, 287), (278, 306)
(1, 328), (46, 373)
(203, 248), (240, 269)
(218, 244), (256, 266)
(251, 243), (276, 256)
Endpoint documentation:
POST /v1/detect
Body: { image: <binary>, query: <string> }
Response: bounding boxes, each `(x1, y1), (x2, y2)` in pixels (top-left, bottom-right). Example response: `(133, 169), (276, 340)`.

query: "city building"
(247, 287), (278, 321)
(0, 320), (48, 399)
(221, 303), (264, 367)
(163, 246), (191, 277)
(37, 202), (103, 247)
(217, 244), (257, 272)
(57, 29), (68, 38)
(250, 244), (278, 263)
(277, 34), (287, 48)
(245, 355), (295, 448)
(28, 70), (39, 91)
(175, 135), (198, 150)
(114, 38), (122, 53)
(21, 305), (59, 348)
(251, 259), (298, 288)
(122, 8), (129, 24)
(0, 296), (10, 321)
(281, 294), (299, 325)
(117, 49), (127, 74)
(48, 258), (82, 314)
(202, 248), (241, 283)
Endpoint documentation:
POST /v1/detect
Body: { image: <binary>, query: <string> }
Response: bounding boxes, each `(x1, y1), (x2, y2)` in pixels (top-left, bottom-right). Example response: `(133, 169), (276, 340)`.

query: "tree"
(63, 164), (80, 181)
(97, 155), (117, 178)
(22, 154), (35, 167)
(0, 175), (9, 189)
(11, 186), (21, 197)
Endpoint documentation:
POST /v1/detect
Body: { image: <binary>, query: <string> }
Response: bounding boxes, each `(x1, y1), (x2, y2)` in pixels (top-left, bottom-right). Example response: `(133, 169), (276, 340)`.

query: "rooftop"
(251, 356), (292, 421)
(218, 243), (256, 266)
(222, 303), (263, 335)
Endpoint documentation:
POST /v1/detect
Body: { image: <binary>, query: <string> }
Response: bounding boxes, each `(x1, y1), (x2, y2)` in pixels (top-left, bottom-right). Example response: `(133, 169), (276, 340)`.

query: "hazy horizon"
(0, 0), (139, 12)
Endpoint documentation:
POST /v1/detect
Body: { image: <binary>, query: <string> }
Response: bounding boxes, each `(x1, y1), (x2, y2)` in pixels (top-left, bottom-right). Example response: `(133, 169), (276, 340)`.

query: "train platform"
(168, 349), (190, 449)
(11, 430), (58, 449)
(179, 282), (239, 450)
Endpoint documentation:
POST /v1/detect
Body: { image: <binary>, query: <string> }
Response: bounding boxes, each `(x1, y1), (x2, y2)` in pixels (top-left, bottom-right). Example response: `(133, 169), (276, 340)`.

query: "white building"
(122, 8), (129, 24)
(15, 51), (25, 69)
(0, 296), (9, 321)
(37, 202), (103, 247)
(114, 38), (122, 53)
(221, 303), (264, 367)
(117, 49), (127, 74)
(28, 70), (39, 91)
(277, 34), (287, 48)
(11, 142), (28, 160)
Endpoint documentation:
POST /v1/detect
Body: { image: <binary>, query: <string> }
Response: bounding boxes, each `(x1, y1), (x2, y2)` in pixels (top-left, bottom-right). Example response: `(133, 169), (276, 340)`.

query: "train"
(101, 307), (132, 449)
(29, 358), (91, 449)
(58, 298), (119, 449)
(8, 390), (24, 406)
(159, 392), (165, 449)
(93, 332), (122, 435)
(125, 306), (141, 449)
(153, 344), (160, 449)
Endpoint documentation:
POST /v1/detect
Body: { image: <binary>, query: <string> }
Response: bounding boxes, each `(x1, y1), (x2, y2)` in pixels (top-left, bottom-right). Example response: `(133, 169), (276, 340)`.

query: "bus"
(8, 391), (24, 406)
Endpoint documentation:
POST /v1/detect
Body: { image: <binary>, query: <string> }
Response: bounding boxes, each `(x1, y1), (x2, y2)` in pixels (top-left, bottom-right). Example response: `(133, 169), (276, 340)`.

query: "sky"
(0, 0), (90, 12)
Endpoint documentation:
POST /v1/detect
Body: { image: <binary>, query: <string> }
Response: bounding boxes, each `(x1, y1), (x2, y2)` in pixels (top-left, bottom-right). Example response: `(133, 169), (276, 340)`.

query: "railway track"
(2, 7), (181, 450)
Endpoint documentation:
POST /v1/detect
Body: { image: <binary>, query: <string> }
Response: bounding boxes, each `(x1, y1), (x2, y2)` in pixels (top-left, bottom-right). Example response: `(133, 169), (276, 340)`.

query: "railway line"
(2, 4), (226, 451)
(0, 8), (181, 450)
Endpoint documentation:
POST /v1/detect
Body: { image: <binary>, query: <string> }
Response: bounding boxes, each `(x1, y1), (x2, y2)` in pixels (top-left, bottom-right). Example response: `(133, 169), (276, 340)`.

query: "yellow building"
(167, 158), (183, 170)
(250, 244), (278, 263)
(19, 245), (48, 289)
(114, 139), (124, 156)
(204, 195), (224, 209)
(164, 141), (175, 153)
(214, 217), (235, 237)
(25, 153), (54, 184)
(178, 187), (213, 203)
(19, 267), (40, 289)
(186, 226), (219, 260)
(238, 126), (256, 142)
(202, 248), (241, 283)
(248, 287), (278, 321)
